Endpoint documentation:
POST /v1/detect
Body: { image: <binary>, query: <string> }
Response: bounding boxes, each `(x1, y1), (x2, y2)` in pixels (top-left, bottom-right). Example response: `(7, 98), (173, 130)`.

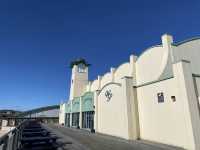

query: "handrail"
(0, 128), (15, 142)
(0, 120), (27, 150)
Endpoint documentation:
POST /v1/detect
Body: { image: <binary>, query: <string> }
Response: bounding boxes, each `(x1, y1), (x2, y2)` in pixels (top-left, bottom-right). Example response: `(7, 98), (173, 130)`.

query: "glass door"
(72, 112), (79, 127)
(82, 111), (94, 129)
(65, 113), (70, 127)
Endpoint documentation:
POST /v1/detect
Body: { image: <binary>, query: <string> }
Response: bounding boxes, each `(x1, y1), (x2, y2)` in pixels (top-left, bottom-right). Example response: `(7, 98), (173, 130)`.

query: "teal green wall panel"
(72, 97), (80, 113)
(65, 92), (94, 113)
(65, 102), (71, 113)
(82, 92), (94, 112)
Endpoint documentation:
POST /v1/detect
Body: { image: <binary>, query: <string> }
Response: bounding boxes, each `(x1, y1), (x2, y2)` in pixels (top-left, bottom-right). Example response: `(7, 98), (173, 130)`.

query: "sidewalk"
(45, 124), (184, 150)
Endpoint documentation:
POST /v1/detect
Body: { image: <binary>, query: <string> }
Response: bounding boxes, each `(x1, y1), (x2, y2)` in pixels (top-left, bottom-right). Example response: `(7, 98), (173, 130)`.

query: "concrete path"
(45, 124), (184, 150)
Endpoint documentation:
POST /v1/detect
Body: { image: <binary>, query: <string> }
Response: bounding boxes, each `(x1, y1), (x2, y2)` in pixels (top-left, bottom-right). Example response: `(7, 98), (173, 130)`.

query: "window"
(157, 92), (164, 103)
(171, 96), (176, 102)
(65, 113), (70, 127)
(78, 64), (86, 73)
(72, 112), (79, 127)
(82, 111), (94, 129)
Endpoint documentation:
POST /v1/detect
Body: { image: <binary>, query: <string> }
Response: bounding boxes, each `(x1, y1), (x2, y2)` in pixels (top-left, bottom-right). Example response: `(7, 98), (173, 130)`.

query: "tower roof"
(70, 58), (91, 68)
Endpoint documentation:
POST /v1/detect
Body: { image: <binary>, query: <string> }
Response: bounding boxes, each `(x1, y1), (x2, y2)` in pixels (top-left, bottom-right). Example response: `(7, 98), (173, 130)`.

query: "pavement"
(0, 130), (9, 137)
(0, 130), (7, 137)
(45, 124), (184, 150)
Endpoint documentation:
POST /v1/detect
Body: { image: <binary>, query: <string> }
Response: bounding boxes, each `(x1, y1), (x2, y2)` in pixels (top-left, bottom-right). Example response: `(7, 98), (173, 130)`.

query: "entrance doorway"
(72, 112), (79, 128)
(82, 111), (94, 129)
(65, 113), (70, 127)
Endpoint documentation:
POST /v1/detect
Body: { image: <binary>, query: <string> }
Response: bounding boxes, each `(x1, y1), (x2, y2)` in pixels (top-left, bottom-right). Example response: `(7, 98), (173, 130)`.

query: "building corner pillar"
(79, 97), (82, 128)
(63, 103), (66, 126)
(121, 76), (140, 140)
(173, 60), (200, 150)
(70, 100), (73, 127)
(94, 90), (99, 132)
(129, 55), (137, 83)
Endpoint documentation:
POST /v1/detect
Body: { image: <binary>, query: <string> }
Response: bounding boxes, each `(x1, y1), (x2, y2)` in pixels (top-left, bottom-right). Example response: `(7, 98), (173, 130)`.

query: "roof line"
(172, 37), (200, 46)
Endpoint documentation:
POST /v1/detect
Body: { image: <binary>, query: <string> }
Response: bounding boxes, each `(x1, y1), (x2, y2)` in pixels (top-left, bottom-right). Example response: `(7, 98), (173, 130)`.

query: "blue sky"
(0, 0), (199, 111)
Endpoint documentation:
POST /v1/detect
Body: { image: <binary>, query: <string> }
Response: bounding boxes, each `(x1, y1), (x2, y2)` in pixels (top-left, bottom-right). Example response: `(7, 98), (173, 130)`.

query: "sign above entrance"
(105, 90), (113, 102)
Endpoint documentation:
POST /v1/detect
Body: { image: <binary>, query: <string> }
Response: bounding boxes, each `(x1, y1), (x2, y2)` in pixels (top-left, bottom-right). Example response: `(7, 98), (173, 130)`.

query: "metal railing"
(0, 121), (26, 150)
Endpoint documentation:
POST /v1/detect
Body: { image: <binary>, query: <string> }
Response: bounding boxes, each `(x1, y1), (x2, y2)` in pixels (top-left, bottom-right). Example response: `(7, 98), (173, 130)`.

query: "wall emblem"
(105, 90), (112, 102)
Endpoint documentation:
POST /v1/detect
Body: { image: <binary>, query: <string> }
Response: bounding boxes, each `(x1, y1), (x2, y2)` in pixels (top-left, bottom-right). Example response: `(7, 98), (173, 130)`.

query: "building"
(59, 34), (200, 150)
(0, 110), (21, 128)
(0, 105), (60, 128)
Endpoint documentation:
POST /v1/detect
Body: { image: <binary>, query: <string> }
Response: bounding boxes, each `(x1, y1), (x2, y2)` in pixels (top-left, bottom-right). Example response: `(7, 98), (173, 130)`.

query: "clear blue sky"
(0, 0), (199, 111)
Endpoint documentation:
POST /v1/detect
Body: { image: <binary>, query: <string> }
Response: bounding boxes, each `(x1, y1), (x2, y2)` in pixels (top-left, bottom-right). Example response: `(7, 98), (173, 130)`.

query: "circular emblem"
(105, 90), (112, 102)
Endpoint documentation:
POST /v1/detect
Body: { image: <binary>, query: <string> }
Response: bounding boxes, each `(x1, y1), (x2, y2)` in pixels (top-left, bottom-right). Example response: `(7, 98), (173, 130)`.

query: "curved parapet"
(90, 55), (136, 91)
(173, 37), (200, 75)
(172, 37), (200, 47)
(136, 45), (172, 85)
(100, 72), (112, 88)
(98, 82), (122, 95)
(91, 79), (99, 91)
(114, 62), (132, 83)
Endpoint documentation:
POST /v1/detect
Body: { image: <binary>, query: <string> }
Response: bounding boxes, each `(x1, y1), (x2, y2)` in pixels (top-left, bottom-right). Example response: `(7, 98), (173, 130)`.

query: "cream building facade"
(59, 34), (200, 150)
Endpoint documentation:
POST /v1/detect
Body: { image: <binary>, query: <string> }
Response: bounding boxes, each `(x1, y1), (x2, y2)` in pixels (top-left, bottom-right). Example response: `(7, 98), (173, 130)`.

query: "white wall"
(173, 39), (200, 75)
(59, 103), (66, 125)
(137, 78), (192, 148)
(90, 56), (135, 92)
(194, 77), (200, 104)
(114, 63), (131, 83)
(91, 79), (99, 91)
(196, 77), (200, 97)
(97, 83), (130, 139)
(136, 46), (169, 85)
(137, 67), (200, 150)
(101, 73), (112, 88)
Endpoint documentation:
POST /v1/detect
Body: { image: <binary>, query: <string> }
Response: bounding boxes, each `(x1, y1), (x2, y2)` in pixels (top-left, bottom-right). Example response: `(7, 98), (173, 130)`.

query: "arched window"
(78, 63), (86, 73)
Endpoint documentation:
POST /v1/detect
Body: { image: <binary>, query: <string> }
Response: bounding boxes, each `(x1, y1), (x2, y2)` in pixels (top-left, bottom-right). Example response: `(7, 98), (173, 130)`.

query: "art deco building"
(59, 34), (200, 150)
